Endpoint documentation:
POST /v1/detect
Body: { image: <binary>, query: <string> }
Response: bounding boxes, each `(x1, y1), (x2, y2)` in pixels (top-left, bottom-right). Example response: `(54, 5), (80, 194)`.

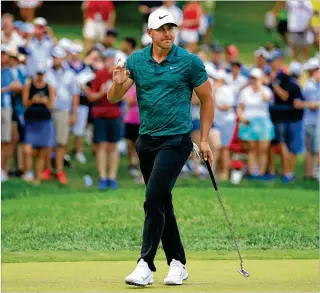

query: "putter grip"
(205, 160), (218, 191)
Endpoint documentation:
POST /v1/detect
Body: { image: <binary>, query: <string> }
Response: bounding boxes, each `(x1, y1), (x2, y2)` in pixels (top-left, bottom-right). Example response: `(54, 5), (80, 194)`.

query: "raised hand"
(113, 60), (130, 85)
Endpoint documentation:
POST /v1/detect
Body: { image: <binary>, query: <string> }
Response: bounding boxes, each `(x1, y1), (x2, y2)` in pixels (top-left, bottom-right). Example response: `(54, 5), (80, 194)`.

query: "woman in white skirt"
(237, 68), (275, 179)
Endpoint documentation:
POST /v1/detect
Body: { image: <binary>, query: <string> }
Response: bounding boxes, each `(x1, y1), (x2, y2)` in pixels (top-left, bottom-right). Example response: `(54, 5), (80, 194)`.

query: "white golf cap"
(33, 17), (47, 26)
(254, 47), (269, 58)
(213, 69), (226, 80)
(52, 46), (66, 58)
(148, 8), (177, 30)
(250, 68), (264, 78)
(58, 38), (73, 50)
(304, 57), (320, 71)
(36, 62), (47, 74)
(67, 43), (83, 55)
(289, 61), (303, 76)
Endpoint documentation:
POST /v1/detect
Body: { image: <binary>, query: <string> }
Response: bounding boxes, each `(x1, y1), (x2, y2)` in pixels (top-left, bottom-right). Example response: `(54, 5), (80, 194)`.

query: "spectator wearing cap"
(43, 46), (80, 184)
(22, 63), (55, 184)
(253, 47), (271, 77)
(208, 42), (225, 70)
(268, 49), (304, 183)
(225, 61), (248, 100)
(8, 48), (27, 178)
(212, 70), (236, 181)
(180, 0), (203, 52)
(81, 49), (122, 190)
(82, 0), (116, 52)
(20, 22), (34, 41)
(161, 1), (183, 45)
(1, 13), (25, 48)
(15, 0), (42, 23)
(286, 0), (314, 61)
(25, 17), (56, 77)
(13, 20), (26, 41)
(299, 58), (320, 180)
(1, 46), (21, 182)
(67, 43), (92, 164)
(237, 68), (275, 179)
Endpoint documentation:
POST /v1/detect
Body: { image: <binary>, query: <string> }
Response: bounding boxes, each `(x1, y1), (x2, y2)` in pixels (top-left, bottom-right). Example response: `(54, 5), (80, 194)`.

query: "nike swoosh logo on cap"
(159, 15), (168, 20)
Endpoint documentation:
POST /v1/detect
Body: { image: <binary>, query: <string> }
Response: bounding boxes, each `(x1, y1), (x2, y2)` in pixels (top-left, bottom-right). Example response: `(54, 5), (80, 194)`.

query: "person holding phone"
(22, 63), (55, 184)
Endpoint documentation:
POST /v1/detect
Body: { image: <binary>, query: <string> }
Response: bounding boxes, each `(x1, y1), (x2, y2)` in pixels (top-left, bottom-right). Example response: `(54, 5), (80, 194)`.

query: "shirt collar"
(146, 43), (178, 63)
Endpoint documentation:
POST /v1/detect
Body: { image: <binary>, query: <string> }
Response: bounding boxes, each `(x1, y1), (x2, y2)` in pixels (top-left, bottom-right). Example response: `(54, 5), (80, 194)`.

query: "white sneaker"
(125, 259), (153, 286)
(75, 152), (87, 164)
(164, 259), (188, 285)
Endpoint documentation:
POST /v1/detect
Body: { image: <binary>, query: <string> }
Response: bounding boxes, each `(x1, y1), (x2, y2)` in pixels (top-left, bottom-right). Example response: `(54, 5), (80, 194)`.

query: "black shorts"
(93, 117), (122, 143)
(277, 20), (288, 36)
(125, 123), (140, 142)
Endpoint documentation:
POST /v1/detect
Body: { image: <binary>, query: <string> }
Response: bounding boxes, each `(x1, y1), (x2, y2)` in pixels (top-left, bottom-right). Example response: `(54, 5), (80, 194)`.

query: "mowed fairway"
(2, 259), (318, 292)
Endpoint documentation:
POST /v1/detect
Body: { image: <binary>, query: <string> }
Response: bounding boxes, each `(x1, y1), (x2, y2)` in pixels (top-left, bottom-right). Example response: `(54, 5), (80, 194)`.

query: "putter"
(192, 143), (250, 278)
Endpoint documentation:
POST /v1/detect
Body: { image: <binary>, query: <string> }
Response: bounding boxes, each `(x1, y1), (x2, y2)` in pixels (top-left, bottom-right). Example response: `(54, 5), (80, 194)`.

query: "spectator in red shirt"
(180, 0), (203, 52)
(81, 49), (122, 190)
(82, 0), (116, 52)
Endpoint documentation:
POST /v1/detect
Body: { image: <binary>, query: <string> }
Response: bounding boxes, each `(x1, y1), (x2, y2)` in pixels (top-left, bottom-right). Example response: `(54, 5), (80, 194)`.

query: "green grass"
(2, 249), (318, 264)
(2, 260), (319, 292)
(2, 180), (318, 252)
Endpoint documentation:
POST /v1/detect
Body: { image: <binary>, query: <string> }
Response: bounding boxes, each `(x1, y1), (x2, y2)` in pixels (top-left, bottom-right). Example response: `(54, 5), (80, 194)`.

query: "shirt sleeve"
(290, 82), (304, 101)
(302, 82), (312, 101)
(238, 87), (247, 105)
(190, 54), (208, 88)
(263, 86), (273, 101)
(126, 54), (135, 81)
(71, 75), (80, 95)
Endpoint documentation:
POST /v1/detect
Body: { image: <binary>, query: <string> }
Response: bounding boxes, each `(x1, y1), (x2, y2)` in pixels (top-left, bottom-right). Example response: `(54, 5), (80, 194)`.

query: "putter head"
(192, 143), (201, 160)
(238, 269), (250, 278)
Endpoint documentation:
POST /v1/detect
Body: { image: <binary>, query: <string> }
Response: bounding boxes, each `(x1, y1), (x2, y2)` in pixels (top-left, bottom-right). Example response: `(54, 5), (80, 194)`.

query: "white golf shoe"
(164, 259), (188, 285)
(125, 259), (153, 286)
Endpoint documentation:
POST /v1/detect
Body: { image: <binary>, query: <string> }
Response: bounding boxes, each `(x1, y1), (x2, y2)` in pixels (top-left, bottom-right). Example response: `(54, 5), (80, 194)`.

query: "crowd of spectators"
(1, 0), (319, 188)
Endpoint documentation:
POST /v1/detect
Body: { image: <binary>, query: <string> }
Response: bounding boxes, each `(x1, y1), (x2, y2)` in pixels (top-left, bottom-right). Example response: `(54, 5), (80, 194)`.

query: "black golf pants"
(135, 132), (193, 272)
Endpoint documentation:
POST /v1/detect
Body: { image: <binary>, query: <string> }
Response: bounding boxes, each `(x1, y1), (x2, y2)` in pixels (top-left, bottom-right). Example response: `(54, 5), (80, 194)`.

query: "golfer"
(108, 8), (214, 286)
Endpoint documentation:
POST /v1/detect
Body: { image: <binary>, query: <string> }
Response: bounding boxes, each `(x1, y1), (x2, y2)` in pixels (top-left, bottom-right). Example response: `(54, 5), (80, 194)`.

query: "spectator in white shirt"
(225, 61), (248, 100)
(161, 1), (183, 45)
(286, 0), (314, 61)
(237, 68), (275, 179)
(212, 70), (236, 180)
(25, 17), (56, 77)
(1, 14), (25, 48)
(43, 46), (80, 185)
